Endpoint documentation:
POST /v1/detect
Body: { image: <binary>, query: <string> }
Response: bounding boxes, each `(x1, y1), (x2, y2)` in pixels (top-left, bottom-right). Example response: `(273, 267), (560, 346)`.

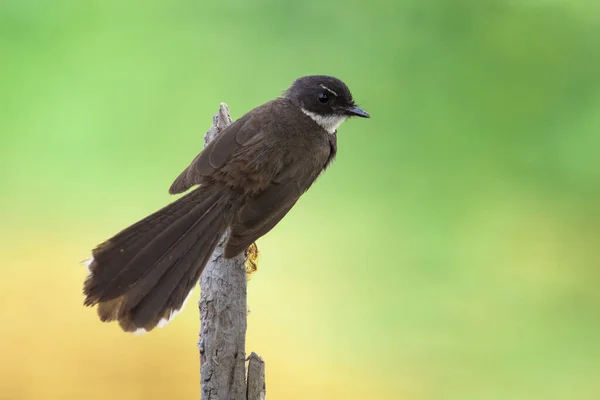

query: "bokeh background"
(1, 1), (599, 399)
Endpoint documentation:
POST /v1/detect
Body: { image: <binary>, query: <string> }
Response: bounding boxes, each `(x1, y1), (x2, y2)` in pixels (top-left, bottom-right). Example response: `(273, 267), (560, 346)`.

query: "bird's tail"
(83, 185), (233, 333)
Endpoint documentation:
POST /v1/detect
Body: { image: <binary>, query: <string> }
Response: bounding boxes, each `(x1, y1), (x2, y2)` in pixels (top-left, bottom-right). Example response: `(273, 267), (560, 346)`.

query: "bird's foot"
(244, 242), (260, 279)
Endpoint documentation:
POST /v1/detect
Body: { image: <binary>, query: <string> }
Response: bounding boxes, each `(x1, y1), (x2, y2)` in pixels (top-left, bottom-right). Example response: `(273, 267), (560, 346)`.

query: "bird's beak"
(342, 105), (370, 118)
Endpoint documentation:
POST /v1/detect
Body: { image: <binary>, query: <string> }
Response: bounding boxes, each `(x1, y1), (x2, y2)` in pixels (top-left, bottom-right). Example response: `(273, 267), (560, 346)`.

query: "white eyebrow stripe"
(320, 85), (339, 97)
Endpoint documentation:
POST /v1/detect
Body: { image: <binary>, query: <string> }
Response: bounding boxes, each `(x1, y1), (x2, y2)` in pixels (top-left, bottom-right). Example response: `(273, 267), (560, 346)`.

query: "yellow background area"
(1, 1), (599, 399)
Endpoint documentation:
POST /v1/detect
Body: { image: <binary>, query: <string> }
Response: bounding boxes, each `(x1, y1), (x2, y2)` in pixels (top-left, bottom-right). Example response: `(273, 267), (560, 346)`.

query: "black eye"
(317, 92), (329, 103)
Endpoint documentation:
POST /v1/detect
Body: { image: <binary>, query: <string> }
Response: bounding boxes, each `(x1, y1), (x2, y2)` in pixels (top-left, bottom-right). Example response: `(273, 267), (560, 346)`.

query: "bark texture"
(246, 352), (266, 400)
(198, 103), (265, 400)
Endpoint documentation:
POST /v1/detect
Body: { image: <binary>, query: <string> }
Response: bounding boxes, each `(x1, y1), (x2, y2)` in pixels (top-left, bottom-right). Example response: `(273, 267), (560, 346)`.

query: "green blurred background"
(1, 1), (599, 399)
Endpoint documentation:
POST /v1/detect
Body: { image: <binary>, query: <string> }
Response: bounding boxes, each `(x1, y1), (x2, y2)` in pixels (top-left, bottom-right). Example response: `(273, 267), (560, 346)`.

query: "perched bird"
(83, 75), (370, 333)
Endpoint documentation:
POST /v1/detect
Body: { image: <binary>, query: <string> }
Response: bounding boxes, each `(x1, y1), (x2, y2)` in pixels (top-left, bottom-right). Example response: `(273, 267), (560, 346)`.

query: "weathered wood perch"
(198, 103), (266, 400)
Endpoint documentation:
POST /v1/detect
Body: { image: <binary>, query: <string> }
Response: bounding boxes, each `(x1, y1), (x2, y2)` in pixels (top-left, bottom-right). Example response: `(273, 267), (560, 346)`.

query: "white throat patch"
(301, 108), (347, 134)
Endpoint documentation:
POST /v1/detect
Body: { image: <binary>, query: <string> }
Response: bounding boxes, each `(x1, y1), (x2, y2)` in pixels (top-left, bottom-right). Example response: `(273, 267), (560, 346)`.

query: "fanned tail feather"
(83, 186), (231, 332)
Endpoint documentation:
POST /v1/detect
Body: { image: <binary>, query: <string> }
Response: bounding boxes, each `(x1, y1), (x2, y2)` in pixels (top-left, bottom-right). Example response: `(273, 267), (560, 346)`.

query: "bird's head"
(284, 75), (370, 133)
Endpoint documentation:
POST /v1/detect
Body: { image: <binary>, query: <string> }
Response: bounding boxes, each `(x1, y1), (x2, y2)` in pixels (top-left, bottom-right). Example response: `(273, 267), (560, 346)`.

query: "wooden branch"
(246, 353), (266, 400)
(197, 103), (266, 400)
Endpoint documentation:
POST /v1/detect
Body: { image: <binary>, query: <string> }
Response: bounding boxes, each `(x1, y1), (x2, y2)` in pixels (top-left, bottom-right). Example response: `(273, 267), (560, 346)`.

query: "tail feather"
(86, 190), (202, 300)
(83, 185), (231, 332)
(119, 202), (227, 330)
(121, 232), (222, 332)
(96, 195), (219, 303)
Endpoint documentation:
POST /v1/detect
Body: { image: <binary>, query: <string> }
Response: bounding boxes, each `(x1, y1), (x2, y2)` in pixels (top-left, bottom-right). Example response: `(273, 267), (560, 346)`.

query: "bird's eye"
(317, 92), (329, 103)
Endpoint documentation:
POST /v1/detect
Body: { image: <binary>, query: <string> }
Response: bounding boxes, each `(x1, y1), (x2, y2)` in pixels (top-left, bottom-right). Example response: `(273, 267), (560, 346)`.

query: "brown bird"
(83, 75), (370, 333)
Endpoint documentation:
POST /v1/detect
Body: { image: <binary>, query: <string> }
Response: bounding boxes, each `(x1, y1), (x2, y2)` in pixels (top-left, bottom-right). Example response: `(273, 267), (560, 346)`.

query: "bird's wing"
(224, 148), (329, 258)
(169, 101), (274, 194)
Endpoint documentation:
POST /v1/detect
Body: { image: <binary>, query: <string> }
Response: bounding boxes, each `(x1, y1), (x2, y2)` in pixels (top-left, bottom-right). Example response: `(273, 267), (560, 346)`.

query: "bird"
(82, 75), (370, 333)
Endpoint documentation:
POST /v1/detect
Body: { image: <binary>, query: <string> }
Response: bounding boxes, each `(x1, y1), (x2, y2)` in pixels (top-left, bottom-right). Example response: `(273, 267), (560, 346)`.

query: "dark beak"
(342, 105), (370, 118)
